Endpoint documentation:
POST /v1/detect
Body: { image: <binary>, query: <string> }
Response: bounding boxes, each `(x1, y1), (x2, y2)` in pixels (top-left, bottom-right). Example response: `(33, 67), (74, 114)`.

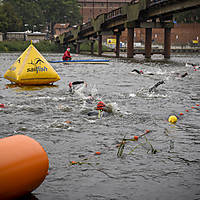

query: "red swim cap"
(69, 82), (72, 88)
(139, 70), (144, 74)
(97, 101), (105, 110)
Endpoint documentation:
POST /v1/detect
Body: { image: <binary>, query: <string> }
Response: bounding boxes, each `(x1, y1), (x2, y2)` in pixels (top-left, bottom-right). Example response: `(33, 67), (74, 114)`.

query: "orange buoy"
(0, 135), (49, 200)
(134, 136), (139, 140)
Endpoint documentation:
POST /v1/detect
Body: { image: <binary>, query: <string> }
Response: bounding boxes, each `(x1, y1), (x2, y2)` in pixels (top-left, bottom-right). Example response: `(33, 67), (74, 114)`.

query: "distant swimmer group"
(68, 81), (113, 118)
(131, 68), (189, 78)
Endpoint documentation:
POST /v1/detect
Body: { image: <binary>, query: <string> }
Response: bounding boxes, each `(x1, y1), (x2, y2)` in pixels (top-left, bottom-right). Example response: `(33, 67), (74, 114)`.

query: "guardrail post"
(127, 27), (134, 58)
(164, 28), (171, 58)
(145, 28), (152, 58)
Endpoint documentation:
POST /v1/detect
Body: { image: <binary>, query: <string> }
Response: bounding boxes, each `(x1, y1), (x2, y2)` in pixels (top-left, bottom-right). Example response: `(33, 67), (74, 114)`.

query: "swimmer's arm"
(72, 81), (84, 85)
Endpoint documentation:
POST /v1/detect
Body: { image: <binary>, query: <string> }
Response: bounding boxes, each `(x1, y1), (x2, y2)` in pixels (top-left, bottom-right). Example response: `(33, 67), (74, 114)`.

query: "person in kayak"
(62, 48), (72, 61)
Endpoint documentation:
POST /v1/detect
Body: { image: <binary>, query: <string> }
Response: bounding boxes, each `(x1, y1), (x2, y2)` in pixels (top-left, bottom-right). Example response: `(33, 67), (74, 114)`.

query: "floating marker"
(168, 115), (177, 124)
(0, 135), (49, 200)
(134, 136), (139, 140)
(4, 43), (60, 85)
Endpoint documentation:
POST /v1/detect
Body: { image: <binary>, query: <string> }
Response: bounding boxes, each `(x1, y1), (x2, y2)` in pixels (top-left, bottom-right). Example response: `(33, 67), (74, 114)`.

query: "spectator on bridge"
(62, 48), (72, 61)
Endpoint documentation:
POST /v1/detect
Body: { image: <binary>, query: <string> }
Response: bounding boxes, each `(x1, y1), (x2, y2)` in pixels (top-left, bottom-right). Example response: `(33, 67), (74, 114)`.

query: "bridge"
(57, 0), (200, 59)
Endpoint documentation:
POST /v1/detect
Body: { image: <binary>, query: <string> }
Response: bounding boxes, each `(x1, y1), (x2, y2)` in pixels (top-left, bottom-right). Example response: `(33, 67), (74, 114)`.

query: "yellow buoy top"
(168, 115), (177, 124)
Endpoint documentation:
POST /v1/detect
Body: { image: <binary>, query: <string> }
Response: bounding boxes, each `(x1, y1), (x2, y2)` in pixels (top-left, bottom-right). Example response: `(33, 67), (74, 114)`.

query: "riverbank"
(1, 40), (199, 55)
(0, 40), (65, 53)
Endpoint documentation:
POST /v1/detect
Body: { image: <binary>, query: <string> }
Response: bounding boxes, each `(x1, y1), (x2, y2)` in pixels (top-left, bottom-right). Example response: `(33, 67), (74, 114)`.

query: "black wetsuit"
(71, 81), (84, 86)
(180, 72), (188, 78)
(131, 69), (154, 75)
(149, 80), (165, 92)
(69, 81), (85, 92)
(131, 69), (142, 74)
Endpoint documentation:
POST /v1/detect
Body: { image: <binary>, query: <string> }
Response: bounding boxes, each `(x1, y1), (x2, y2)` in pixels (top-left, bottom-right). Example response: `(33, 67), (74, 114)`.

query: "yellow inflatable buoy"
(4, 43), (60, 85)
(168, 115), (177, 124)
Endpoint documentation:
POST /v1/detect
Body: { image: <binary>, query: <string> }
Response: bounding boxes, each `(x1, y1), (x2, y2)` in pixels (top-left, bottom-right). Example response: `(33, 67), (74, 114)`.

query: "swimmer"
(69, 81), (87, 93)
(87, 101), (113, 118)
(172, 72), (188, 78)
(69, 81), (96, 102)
(180, 72), (188, 78)
(149, 80), (165, 92)
(186, 63), (199, 68)
(130, 69), (155, 75)
(131, 69), (144, 74)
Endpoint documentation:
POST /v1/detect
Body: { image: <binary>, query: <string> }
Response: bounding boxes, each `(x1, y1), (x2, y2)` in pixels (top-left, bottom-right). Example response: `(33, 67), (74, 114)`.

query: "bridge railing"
(130, 0), (140, 4)
(149, 0), (169, 7)
(80, 21), (92, 32)
(104, 7), (123, 21)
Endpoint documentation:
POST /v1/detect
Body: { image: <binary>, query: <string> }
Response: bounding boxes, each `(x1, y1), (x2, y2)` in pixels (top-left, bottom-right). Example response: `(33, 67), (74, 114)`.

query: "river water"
(0, 52), (200, 200)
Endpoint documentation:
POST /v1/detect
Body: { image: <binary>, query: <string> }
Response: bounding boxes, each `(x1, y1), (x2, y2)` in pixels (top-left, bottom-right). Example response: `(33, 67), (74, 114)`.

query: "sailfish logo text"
(27, 66), (48, 73)
(27, 58), (47, 73)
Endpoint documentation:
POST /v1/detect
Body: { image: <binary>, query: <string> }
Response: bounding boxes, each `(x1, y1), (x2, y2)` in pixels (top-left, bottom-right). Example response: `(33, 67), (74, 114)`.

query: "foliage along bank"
(0, 41), (66, 53)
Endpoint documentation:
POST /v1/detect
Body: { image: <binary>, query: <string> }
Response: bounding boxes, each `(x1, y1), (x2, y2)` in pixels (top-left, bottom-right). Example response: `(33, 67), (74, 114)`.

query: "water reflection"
(0, 53), (200, 200)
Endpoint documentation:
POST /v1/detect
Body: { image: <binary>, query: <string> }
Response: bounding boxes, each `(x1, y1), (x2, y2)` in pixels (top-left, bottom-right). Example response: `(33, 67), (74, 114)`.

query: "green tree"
(38, 0), (81, 36)
(2, 0), (45, 32)
(0, 0), (81, 34)
(0, 2), (23, 32)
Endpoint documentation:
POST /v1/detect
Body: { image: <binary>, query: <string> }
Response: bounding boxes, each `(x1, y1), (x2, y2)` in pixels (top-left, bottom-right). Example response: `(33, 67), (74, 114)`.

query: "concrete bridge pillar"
(115, 32), (121, 58)
(76, 42), (80, 54)
(145, 28), (152, 58)
(127, 27), (134, 58)
(91, 40), (95, 55)
(164, 28), (171, 58)
(98, 34), (102, 56)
